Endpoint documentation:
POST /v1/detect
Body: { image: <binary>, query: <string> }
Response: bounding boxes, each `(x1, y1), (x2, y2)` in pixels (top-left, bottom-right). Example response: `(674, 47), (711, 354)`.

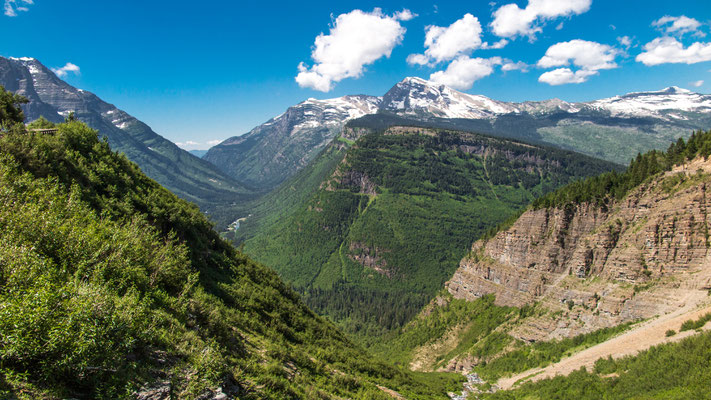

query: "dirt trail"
(497, 291), (711, 390)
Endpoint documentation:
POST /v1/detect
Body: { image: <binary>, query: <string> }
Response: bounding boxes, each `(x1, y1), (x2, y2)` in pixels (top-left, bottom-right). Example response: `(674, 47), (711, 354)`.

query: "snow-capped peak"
(255, 94), (381, 133)
(381, 76), (520, 119)
(9, 57), (36, 62)
(587, 87), (711, 118)
(657, 86), (692, 95)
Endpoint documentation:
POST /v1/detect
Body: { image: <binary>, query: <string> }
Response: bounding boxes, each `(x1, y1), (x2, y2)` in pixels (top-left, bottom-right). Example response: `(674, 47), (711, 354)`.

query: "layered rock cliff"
(447, 157), (711, 341)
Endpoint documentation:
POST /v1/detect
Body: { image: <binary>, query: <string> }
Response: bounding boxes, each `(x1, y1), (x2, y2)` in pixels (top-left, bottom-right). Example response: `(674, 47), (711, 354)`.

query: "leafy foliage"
(680, 312), (711, 332)
(0, 120), (463, 398)
(0, 85), (28, 129)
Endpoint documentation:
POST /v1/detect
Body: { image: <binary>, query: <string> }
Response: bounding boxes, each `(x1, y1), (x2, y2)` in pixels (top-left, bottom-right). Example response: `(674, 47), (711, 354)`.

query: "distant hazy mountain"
(0, 56), (251, 209)
(207, 77), (711, 190)
(189, 149), (208, 158)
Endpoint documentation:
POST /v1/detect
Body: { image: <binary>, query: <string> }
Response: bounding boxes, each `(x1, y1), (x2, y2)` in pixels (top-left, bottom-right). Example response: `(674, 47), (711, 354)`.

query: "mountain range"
(206, 76), (711, 192)
(0, 56), (252, 211)
(3, 54), (711, 399)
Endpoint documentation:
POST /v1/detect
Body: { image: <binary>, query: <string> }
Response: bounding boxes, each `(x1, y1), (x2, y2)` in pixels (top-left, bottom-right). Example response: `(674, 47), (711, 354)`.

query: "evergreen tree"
(0, 85), (28, 129)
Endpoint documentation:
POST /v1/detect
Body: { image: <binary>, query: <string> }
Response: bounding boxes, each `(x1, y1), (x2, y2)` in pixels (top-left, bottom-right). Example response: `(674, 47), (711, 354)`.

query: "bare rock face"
(348, 241), (392, 278)
(339, 170), (378, 196)
(447, 158), (711, 340)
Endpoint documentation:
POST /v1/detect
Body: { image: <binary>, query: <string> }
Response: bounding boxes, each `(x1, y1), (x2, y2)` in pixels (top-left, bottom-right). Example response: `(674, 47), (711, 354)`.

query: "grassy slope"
(482, 330), (711, 399)
(379, 293), (632, 381)
(0, 121), (463, 399)
(242, 127), (621, 342)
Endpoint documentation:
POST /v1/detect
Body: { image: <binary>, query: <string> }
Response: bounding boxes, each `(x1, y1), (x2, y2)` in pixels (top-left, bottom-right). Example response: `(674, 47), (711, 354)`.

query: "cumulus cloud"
(4, 0), (33, 17)
(618, 36), (632, 49)
(691, 80), (704, 88)
(207, 139), (222, 145)
(429, 56), (502, 90)
(502, 61), (529, 72)
(406, 53), (430, 66)
(537, 40), (618, 85)
(636, 37), (711, 65)
(538, 40), (619, 70)
(407, 14), (484, 66)
(491, 0), (591, 39)
(653, 15), (704, 36)
(538, 68), (598, 85)
(393, 9), (417, 21)
(295, 8), (413, 92)
(481, 39), (509, 49)
(52, 63), (81, 78)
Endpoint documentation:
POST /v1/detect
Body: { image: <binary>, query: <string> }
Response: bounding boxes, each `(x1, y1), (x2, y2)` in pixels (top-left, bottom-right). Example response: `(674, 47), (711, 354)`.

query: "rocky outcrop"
(447, 158), (711, 340)
(348, 242), (392, 278)
(339, 170), (378, 196)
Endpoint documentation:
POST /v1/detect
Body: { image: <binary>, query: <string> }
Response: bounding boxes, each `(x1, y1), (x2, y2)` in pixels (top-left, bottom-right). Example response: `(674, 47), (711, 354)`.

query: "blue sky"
(2, 0), (710, 149)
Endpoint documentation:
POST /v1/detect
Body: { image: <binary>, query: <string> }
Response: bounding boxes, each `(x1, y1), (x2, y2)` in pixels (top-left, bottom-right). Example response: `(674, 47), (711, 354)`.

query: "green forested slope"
(226, 139), (351, 245)
(0, 95), (463, 399)
(242, 127), (620, 342)
(533, 129), (711, 210)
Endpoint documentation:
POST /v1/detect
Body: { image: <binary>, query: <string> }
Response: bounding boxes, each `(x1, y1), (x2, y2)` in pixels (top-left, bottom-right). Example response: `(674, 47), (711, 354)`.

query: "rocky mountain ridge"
(204, 94), (380, 188)
(0, 56), (250, 209)
(207, 76), (711, 190)
(382, 77), (711, 121)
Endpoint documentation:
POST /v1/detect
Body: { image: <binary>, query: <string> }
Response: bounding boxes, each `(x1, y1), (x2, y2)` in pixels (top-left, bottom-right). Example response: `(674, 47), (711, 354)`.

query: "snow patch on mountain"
(381, 77), (520, 119)
(587, 87), (711, 118)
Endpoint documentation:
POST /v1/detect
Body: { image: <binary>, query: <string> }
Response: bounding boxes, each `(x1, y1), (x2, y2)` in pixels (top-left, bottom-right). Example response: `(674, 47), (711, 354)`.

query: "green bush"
(0, 119), (463, 398)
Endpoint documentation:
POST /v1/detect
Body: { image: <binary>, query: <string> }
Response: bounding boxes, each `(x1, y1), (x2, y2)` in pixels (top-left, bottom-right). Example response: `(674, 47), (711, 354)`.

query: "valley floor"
(497, 289), (711, 390)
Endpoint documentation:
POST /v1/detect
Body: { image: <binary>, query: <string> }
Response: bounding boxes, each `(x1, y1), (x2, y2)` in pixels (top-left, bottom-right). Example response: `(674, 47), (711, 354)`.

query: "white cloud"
(502, 61), (529, 72)
(653, 15), (703, 36)
(617, 36), (632, 49)
(176, 140), (223, 150)
(538, 40), (618, 70)
(406, 53), (430, 66)
(490, 0), (591, 39)
(538, 68), (598, 85)
(295, 8), (413, 92)
(481, 39), (509, 49)
(407, 14), (484, 66)
(537, 40), (618, 86)
(4, 0), (33, 17)
(393, 9), (417, 21)
(691, 80), (704, 87)
(429, 56), (502, 90)
(51, 63), (81, 78)
(636, 37), (711, 65)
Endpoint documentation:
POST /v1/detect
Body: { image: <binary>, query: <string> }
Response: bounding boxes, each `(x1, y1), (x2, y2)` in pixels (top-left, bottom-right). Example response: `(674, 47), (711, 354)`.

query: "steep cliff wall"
(447, 157), (711, 341)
